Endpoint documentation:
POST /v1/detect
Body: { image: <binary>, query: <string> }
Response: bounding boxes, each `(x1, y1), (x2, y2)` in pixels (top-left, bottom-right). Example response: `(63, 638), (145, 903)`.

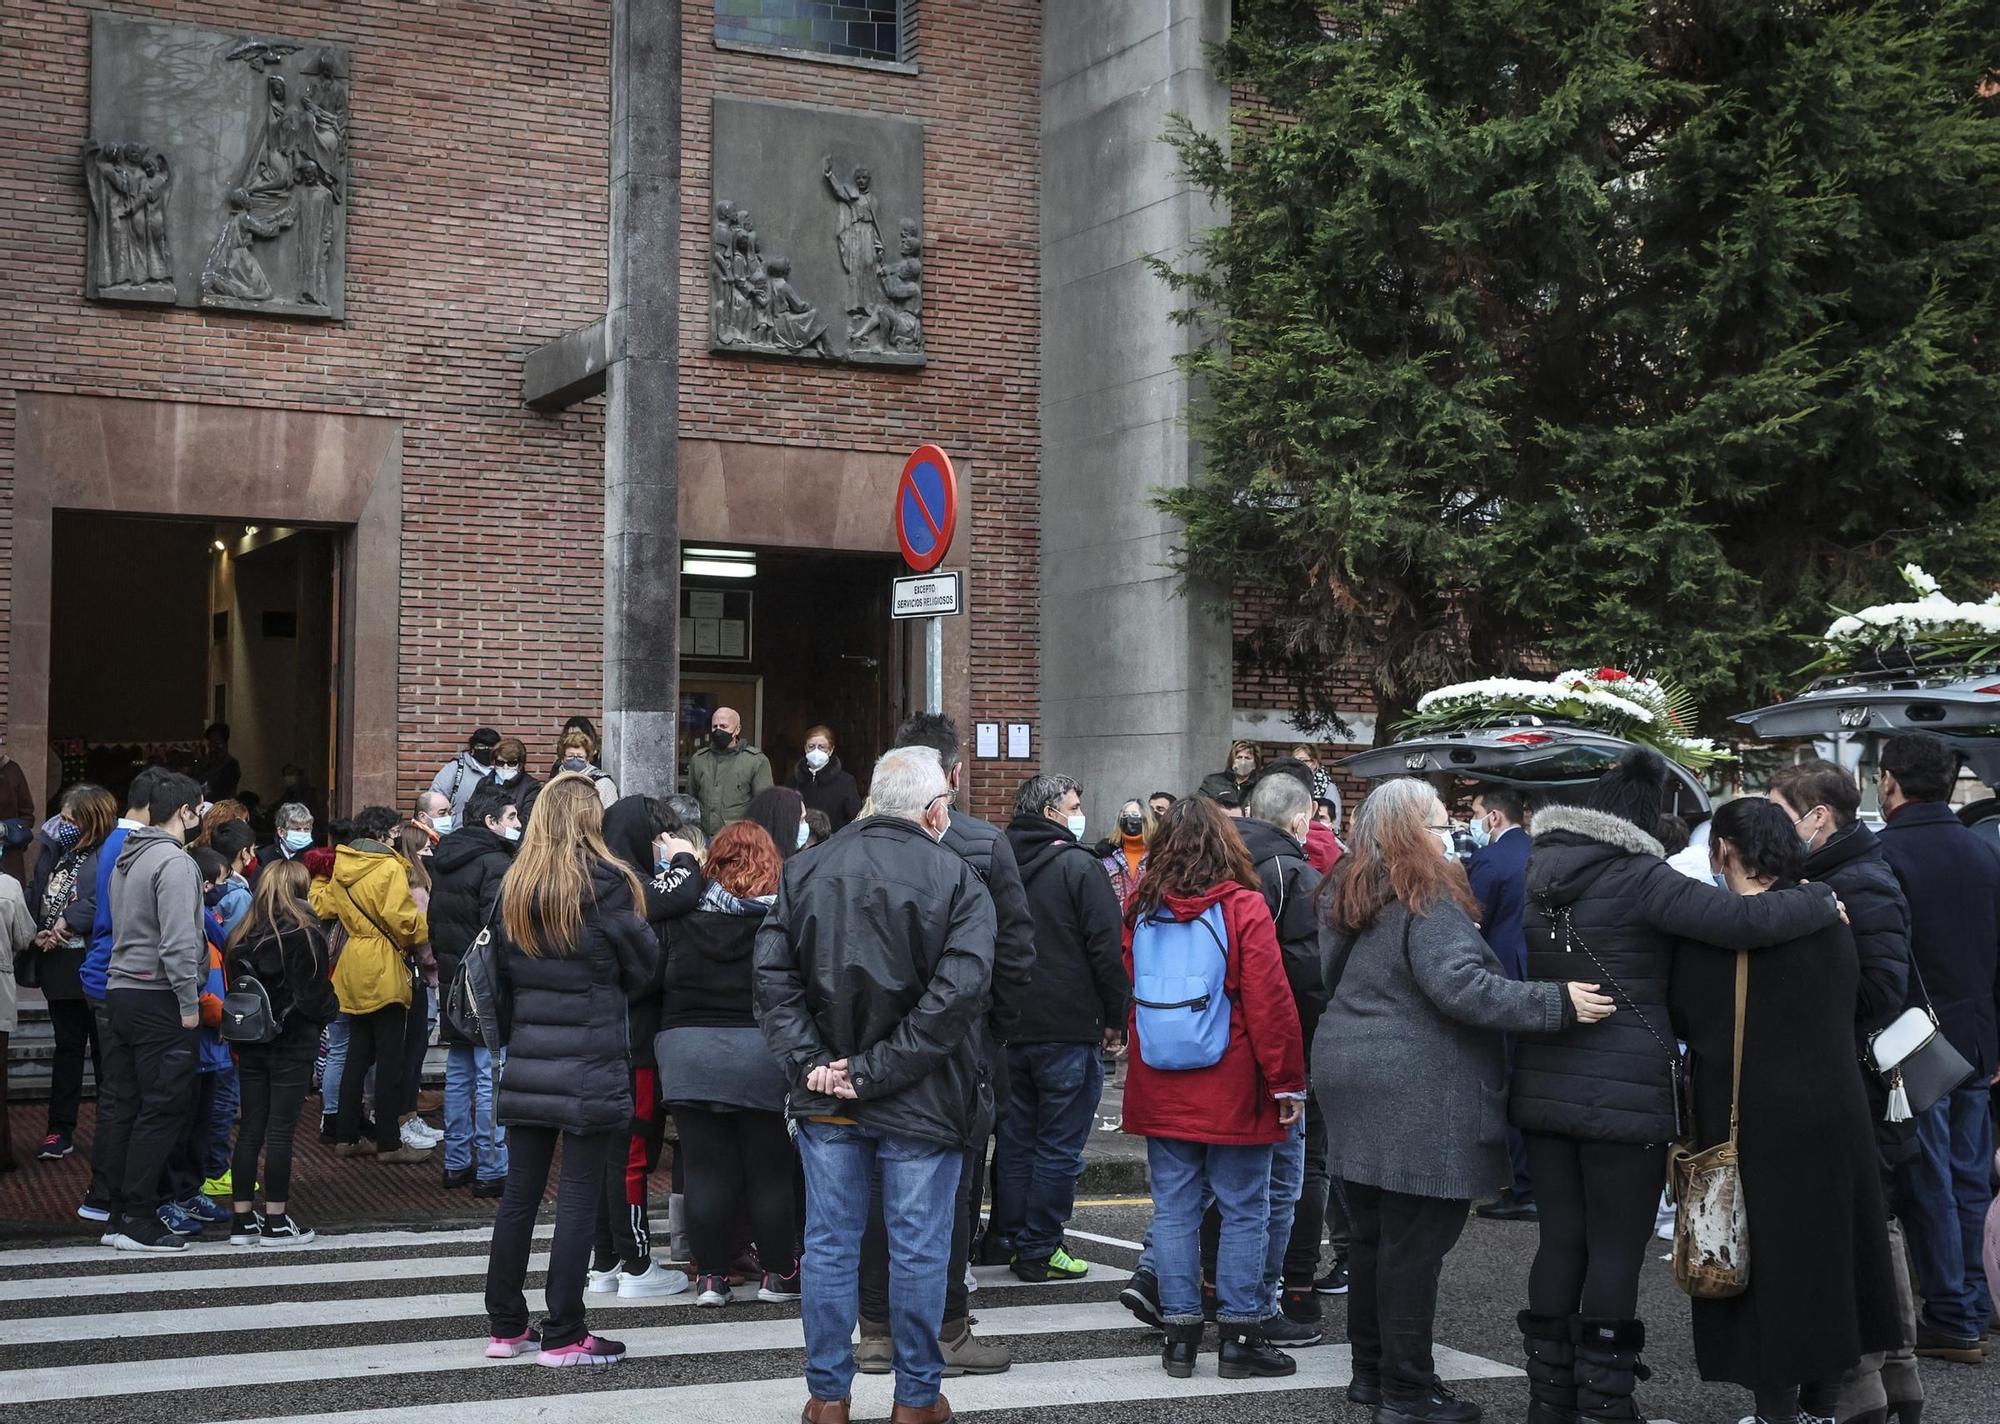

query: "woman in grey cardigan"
(1315, 777), (1612, 1424)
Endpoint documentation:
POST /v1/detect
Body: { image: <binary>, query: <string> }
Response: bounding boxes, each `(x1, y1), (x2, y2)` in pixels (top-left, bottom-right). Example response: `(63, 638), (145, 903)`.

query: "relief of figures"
(822, 158), (884, 329)
(710, 199), (832, 358)
(851, 218), (923, 356)
(83, 142), (174, 293)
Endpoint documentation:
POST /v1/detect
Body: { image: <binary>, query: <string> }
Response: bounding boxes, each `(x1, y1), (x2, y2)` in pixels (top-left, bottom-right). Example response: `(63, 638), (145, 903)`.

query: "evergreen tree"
(1158, 0), (2000, 735)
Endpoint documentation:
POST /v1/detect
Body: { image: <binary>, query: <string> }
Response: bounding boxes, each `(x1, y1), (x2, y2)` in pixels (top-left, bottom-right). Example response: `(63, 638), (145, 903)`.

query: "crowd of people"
(0, 713), (1995, 1424)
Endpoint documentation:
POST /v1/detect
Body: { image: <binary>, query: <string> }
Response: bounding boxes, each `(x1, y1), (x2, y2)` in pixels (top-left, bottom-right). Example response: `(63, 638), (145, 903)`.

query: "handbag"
(1869, 959), (1975, 1122)
(1668, 949), (1750, 1300)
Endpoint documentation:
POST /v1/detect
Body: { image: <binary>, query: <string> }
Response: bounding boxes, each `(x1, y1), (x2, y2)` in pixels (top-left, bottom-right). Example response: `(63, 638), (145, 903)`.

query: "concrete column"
(1040, 0), (1234, 825)
(602, 0), (682, 795)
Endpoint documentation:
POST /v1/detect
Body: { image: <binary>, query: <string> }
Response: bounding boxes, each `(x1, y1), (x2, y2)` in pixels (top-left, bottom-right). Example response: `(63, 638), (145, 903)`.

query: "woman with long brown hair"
(482, 774), (659, 1369)
(1317, 777), (1611, 1424)
(224, 860), (337, 1245)
(26, 783), (116, 1163)
(1121, 795), (1306, 1381)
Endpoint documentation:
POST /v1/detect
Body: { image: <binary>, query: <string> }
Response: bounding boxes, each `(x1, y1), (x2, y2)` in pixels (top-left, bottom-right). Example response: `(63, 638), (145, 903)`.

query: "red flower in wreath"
(1595, 667), (1629, 681)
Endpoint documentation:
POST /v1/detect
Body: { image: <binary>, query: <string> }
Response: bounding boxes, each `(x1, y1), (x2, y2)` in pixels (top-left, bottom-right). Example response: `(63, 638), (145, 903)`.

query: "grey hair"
(870, 746), (950, 822)
(1014, 773), (1081, 820)
(276, 801), (312, 828)
(415, 789), (449, 817)
(1248, 771), (1311, 828)
(1350, 776), (1441, 858)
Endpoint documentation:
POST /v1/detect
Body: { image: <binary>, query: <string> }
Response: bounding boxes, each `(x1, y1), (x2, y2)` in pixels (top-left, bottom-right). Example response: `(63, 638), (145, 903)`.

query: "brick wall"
(0, 1), (1041, 822)
(0, 0), (613, 804)
(679, 0), (1041, 820)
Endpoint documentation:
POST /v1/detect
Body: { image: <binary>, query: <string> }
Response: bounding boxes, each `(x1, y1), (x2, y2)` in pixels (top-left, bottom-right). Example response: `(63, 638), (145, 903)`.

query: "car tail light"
(1974, 684), (2000, 695)
(1498, 732), (1555, 746)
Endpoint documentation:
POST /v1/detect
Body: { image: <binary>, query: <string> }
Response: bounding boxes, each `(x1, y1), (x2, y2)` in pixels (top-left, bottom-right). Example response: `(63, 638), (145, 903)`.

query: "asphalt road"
(0, 1199), (1990, 1424)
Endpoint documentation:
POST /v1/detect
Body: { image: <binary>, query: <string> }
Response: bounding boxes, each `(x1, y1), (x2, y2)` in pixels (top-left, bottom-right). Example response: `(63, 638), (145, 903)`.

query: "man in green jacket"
(688, 706), (773, 834)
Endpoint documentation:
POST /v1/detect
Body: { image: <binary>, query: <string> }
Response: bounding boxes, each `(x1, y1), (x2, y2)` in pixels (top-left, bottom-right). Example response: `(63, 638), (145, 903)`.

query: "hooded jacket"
(944, 807), (1037, 1044)
(1513, 806), (1842, 1144)
(755, 814), (997, 1149)
(81, 821), (139, 1002)
(601, 795), (705, 1070)
(1235, 816), (1330, 1052)
(494, 856), (661, 1133)
(1876, 800), (2000, 1077)
(310, 840), (426, 1016)
(105, 826), (206, 1019)
(789, 754), (863, 832)
(1003, 813), (1130, 1045)
(430, 752), (495, 820)
(1803, 820), (1911, 1039)
(427, 824), (516, 1046)
(1121, 881), (1306, 1147)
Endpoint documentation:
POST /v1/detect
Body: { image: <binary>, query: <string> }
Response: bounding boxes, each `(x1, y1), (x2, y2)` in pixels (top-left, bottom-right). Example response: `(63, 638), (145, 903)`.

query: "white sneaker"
(964, 1264), (978, 1294)
(586, 1265), (625, 1295)
(617, 1261), (691, 1299)
(400, 1119), (440, 1150)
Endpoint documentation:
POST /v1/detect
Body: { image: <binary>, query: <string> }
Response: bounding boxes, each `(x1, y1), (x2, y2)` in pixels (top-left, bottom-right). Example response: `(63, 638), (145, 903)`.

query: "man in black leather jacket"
(755, 745), (996, 1424)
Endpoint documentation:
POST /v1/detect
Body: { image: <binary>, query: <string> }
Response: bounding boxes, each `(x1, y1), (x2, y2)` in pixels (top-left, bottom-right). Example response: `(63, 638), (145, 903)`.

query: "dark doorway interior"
(679, 547), (902, 800)
(48, 512), (336, 808)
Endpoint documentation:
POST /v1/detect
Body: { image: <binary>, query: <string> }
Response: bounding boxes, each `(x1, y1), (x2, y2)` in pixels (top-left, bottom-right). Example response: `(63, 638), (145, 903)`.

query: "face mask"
(1119, 813), (1143, 836)
(1793, 809), (1821, 851)
(796, 822), (811, 850)
(283, 829), (313, 852)
(1066, 813), (1087, 840)
(1467, 817), (1491, 851)
(470, 746), (496, 767)
(493, 766), (520, 784)
(710, 728), (735, 752)
(1435, 829), (1459, 861)
(1711, 872), (1729, 890)
(805, 748), (830, 771)
(431, 815), (454, 836)
(1232, 759), (1254, 776)
(43, 816), (83, 854)
(501, 826), (522, 843)
(561, 756), (589, 773)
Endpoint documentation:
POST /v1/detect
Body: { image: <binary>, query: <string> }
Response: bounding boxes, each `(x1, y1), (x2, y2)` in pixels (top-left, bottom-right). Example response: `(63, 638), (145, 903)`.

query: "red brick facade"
(0, 1), (1040, 821)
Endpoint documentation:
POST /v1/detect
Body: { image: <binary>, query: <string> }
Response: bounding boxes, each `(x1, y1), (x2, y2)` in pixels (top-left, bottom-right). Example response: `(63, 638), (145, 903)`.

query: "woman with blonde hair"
(1225, 740), (1259, 789)
(1316, 777), (1612, 1421)
(482, 774), (660, 1368)
(555, 728), (618, 808)
(1099, 796), (1156, 908)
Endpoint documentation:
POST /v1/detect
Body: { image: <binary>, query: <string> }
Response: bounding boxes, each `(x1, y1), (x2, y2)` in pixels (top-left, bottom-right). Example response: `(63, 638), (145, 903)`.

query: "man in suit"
(1466, 785), (1537, 1221)
(1875, 732), (2000, 1363)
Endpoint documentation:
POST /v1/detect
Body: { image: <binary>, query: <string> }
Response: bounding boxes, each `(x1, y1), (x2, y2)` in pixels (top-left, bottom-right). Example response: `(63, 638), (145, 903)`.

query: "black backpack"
(443, 925), (506, 1055)
(220, 971), (282, 1044)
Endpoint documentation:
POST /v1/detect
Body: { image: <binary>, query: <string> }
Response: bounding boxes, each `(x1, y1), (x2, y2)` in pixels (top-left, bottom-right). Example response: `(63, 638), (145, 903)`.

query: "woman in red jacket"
(1122, 796), (1306, 1381)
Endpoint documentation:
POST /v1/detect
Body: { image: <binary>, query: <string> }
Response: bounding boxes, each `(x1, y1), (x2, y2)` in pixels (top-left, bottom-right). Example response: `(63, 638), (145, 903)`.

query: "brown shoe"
(415, 1090), (444, 1114)
(377, 1146), (433, 1164)
(938, 1318), (1011, 1375)
(888, 1398), (953, 1424)
(801, 1398), (850, 1424)
(333, 1141), (378, 1158)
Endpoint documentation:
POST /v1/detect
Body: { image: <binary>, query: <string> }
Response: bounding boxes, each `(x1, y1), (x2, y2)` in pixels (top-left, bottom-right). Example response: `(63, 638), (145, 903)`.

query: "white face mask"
(493, 766), (519, 784)
(796, 821), (811, 850)
(1066, 813), (1087, 840)
(431, 815), (454, 836)
(805, 748), (830, 771)
(502, 825), (522, 843)
(1435, 828), (1459, 861)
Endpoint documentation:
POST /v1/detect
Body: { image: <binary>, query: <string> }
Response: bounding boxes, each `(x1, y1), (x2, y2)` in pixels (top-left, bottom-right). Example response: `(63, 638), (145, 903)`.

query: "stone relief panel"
(710, 97), (924, 367)
(84, 13), (350, 319)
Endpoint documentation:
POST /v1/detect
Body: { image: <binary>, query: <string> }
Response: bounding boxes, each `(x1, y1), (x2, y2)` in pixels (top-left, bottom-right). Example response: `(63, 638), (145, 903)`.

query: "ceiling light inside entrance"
(681, 547), (757, 579)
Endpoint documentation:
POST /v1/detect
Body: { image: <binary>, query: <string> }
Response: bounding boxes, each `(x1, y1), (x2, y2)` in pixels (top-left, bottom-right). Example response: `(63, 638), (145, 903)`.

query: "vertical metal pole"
(926, 615), (943, 714)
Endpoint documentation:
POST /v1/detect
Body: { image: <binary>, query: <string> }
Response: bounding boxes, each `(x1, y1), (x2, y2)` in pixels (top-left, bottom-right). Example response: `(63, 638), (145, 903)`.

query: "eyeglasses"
(1424, 823), (1453, 833)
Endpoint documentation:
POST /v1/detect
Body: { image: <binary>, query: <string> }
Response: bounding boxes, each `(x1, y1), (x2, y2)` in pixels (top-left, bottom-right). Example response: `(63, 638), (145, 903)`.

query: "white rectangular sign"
(892, 571), (962, 619)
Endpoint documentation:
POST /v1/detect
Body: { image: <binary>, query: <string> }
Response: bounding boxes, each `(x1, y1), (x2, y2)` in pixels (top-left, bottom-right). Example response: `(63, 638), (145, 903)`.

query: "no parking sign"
(895, 444), (957, 573)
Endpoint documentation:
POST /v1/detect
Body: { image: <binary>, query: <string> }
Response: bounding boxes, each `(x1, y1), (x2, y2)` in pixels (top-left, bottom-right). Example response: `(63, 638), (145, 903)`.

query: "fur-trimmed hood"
(1526, 805), (1664, 910)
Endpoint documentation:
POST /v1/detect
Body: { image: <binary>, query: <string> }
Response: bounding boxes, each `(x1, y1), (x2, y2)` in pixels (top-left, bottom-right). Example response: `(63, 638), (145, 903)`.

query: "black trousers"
(595, 1069), (664, 1271)
(1524, 1132), (1667, 1321)
(234, 1047), (313, 1204)
(95, 989), (197, 1229)
(485, 1125), (613, 1350)
(45, 996), (100, 1136)
(861, 1142), (978, 1325)
(335, 1004), (407, 1152)
(398, 983), (431, 1117)
(166, 1070), (219, 1203)
(672, 1104), (798, 1276)
(1345, 1181), (1471, 1392)
(83, 999), (127, 1211)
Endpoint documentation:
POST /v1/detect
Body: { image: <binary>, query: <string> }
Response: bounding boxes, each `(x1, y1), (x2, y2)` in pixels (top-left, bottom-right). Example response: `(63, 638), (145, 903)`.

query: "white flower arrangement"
(1402, 667), (1728, 770)
(1807, 563), (2000, 673)
(1416, 676), (1658, 726)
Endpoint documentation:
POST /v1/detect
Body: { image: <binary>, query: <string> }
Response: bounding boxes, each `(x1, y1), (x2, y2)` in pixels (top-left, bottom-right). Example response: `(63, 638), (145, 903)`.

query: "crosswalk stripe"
(0, 1223), (548, 1270)
(0, 1299), (1143, 1405)
(0, 1248), (556, 1302)
(0, 1263), (1128, 1343)
(221, 1343), (1519, 1424)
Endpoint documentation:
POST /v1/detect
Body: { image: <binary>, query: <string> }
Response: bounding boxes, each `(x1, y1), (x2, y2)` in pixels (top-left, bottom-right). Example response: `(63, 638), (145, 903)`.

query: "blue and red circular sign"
(895, 444), (957, 573)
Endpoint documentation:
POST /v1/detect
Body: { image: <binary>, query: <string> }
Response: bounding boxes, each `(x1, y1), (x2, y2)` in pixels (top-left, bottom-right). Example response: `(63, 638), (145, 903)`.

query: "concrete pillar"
(602, 0), (682, 795)
(1039, 0), (1234, 826)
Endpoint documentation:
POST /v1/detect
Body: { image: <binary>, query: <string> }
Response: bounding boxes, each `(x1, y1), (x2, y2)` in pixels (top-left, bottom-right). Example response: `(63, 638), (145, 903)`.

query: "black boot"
(1160, 1320), (1203, 1379)
(1572, 1317), (1649, 1423)
(1519, 1310), (1578, 1424)
(1374, 1377), (1482, 1424)
(1217, 1322), (1297, 1379)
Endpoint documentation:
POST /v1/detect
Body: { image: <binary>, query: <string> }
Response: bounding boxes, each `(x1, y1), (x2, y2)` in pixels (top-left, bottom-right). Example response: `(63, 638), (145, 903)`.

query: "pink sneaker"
(485, 1327), (541, 1359)
(537, 1333), (627, 1368)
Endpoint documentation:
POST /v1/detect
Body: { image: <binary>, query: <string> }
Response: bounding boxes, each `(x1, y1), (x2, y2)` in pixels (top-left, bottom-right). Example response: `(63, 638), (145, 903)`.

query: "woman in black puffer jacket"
(482, 774), (659, 1370)
(1509, 751), (1842, 1424)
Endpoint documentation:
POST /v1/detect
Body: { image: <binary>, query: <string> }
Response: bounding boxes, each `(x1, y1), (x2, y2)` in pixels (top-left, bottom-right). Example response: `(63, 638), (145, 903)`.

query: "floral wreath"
(1800, 563), (2000, 676)
(1398, 667), (1729, 771)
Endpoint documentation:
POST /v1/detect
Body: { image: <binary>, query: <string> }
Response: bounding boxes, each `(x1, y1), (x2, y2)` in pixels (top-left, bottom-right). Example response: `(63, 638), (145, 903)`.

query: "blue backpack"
(1130, 903), (1232, 1070)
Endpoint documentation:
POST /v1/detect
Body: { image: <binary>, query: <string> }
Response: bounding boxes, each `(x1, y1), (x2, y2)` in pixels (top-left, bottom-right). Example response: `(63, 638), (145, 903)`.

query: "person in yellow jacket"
(310, 806), (432, 1163)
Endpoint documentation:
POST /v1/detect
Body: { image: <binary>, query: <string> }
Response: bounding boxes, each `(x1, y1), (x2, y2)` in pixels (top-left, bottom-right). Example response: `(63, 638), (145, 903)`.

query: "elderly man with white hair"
(755, 745), (998, 1424)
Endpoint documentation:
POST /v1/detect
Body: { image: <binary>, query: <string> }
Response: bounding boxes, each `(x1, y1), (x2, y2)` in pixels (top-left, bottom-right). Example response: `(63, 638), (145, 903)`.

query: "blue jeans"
(992, 1042), (1103, 1260)
(1260, 1113), (1306, 1311)
(321, 1015), (351, 1118)
(796, 1120), (962, 1408)
(204, 1063), (239, 1178)
(1898, 1081), (1995, 1339)
(1146, 1135), (1275, 1324)
(443, 1044), (507, 1180)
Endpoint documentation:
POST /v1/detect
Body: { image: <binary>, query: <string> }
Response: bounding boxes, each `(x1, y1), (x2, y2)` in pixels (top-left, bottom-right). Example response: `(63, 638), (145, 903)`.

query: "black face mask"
(470, 745), (496, 767)
(1119, 814), (1144, 836)
(710, 728), (734, 751)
